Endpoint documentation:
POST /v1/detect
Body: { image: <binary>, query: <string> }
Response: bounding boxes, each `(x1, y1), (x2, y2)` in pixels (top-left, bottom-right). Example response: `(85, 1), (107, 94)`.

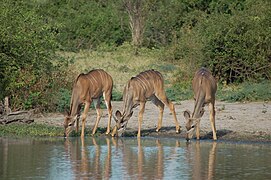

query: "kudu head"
(111, 110), (133, 137)
(183, 109), (204, 141)
(63, 112), (76, 138)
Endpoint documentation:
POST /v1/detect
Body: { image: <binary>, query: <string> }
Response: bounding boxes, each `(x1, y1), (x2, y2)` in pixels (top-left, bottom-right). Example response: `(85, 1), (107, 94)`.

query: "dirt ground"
(35, 100), (271, 142)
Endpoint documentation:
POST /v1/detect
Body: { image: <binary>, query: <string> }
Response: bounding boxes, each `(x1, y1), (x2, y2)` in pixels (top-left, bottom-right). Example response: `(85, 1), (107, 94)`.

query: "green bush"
(0, 1), (61, 110)
(166, 85), (193, 102)
(112, 89), (123, 101)
(217, 81), (271, 102)
(56, 88), (71, 112)
(36, 0), (129, 51)
(199, 0), (271, 83)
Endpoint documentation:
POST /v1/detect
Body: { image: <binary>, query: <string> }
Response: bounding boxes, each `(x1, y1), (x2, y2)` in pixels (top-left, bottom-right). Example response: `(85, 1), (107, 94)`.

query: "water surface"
(0, 137), (270, 179)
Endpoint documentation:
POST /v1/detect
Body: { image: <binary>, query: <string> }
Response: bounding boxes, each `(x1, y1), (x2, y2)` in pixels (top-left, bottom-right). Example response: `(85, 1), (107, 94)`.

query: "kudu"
(111, 70), (181, 137)
(184, 67), (217, 141)
(64, 69), (113, 137)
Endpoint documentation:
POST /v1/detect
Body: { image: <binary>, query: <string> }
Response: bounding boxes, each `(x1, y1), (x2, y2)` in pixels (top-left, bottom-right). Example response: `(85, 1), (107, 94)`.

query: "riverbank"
(26, 100), (270, 142)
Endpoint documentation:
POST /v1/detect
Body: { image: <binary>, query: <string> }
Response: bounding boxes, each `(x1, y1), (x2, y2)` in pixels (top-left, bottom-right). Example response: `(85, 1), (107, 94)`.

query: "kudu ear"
(115, 110), (122, 121)
(183, 110), (191, 120)
(115, 110), (122, 118)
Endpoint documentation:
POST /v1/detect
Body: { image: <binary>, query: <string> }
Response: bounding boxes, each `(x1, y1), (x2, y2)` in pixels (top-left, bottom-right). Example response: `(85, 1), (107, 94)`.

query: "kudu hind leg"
(157, 93), (181, 133)
(151, 96), (164, 132)
(209, 102), (217, 140)
(104, 91), (113, 135)
(137, 102), (146, 138)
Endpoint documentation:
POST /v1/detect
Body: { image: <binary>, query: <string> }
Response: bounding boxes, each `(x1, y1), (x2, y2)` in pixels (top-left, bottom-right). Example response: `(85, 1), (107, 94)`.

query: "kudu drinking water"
(183, 67), (217, 141)
(111, 70), (181, 137)
(64, 69), (113, 137)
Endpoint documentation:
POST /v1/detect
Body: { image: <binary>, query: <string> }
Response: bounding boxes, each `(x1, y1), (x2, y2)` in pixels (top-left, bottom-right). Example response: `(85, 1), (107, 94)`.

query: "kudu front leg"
(81, 101), (91, 138)
(75, 106), (81, 133)
(75, 114), (80, 133)
(196, 123), (200, 140)
(104, 95), (113, 135)
(137, 102), (146, 138)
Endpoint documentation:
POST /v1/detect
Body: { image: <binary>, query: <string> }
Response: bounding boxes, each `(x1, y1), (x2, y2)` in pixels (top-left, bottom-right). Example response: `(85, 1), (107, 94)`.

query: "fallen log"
(0, 110), (34, 125)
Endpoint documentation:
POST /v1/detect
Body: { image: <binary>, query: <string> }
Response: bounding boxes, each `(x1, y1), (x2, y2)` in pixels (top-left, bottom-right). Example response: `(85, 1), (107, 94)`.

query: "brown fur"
(64, 69), (113, 137)
(184, 67), (217, 140)
(112, 70), (181, 137)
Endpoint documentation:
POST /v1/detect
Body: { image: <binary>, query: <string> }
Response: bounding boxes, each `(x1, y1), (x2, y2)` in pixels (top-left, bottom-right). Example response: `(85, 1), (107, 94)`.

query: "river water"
(0, 137), (270, 179)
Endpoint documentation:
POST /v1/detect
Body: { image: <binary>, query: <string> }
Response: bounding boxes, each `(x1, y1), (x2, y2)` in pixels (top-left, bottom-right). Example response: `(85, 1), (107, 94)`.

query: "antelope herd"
(64, 67), (217, 141)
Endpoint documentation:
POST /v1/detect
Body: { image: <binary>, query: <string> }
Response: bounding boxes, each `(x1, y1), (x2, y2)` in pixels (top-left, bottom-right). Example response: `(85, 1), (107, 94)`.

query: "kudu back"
(112, 70), (181, 137)
(64, 69), (113, 137)
(184, 67), (217, 140)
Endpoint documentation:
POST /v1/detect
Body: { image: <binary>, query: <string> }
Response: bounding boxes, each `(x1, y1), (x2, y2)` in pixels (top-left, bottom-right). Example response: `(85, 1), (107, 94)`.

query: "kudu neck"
(122, 92), (134, 118)
(192, 91), (205, 119)
(69, 93), (81, 118)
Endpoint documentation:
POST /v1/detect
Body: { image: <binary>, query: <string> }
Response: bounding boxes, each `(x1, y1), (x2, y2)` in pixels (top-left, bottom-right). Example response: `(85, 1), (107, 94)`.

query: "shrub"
(217, 81), (271, 102)
(0, 1), (60, 110)
(199, 0), (271, 83)
(112, 89), (123, 101)
(56, 88), (71, 112)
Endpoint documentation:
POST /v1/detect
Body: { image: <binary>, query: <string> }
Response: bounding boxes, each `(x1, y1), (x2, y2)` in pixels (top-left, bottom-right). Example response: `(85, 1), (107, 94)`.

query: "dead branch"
(0, 110), (34, 125)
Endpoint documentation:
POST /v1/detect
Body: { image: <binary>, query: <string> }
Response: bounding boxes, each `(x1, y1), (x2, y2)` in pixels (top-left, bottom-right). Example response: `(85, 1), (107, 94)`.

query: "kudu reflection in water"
(185, 142), (217, 180)
(118, 138), (184, 179)
(63, 138), (216, 179)
(64, 137), (114, 180)
(64, 137), (167, 179)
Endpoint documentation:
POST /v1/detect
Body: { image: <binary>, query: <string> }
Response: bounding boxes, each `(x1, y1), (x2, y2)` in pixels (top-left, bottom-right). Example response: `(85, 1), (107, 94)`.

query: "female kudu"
(64, 69), (113, 137)
(112, 69), (181, 137)
(184, 67), (217, 141)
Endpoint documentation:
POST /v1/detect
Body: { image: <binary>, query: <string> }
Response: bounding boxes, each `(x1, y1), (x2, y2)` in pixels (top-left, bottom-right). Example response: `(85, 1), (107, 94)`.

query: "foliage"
(36, 0), (129, 51)
(1, 0), (271, 112)
(197, 0), (271, 83)
(55, 88), (71, 112)
(217, 81), (271, 102)
(166, 69), (194, 101)
(166, 85), (192, 102)
(112, 89), (123, 101)
(0, 0), (62, 110)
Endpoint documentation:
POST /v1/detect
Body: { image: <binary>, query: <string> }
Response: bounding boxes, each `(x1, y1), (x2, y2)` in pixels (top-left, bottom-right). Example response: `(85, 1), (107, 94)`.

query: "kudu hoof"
(176, 127), (181, 134)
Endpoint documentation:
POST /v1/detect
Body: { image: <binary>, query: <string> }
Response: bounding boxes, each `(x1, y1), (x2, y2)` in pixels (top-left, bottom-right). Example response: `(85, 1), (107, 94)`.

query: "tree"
(123, 0), (150, 53)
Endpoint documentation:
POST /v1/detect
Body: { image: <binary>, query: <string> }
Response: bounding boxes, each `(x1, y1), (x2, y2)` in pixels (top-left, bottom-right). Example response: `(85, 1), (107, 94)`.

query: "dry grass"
(60, 45), (180, 92)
